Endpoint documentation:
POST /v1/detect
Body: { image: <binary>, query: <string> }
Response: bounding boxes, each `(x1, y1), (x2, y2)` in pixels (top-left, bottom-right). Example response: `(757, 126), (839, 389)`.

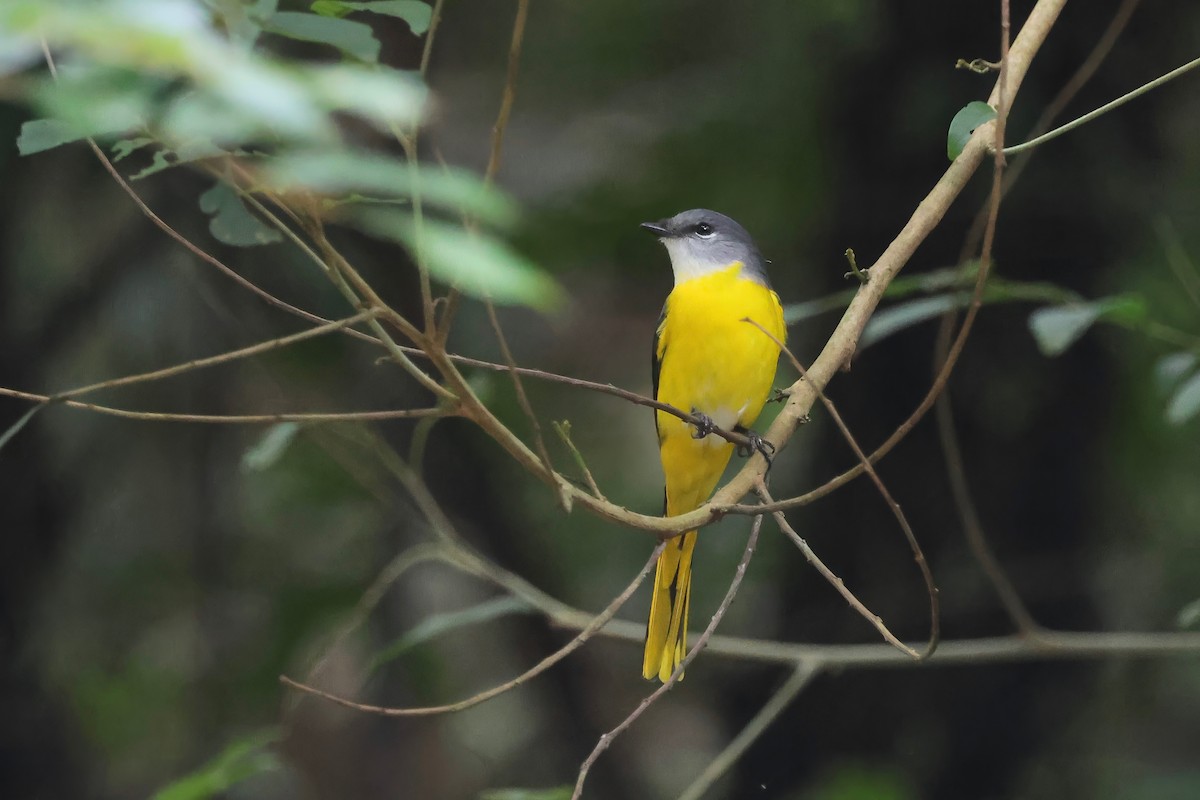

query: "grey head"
(641, 209), (771, 286)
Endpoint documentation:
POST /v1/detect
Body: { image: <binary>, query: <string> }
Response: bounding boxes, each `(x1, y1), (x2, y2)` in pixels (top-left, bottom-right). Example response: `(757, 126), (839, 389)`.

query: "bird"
(640, 208), (786, 682)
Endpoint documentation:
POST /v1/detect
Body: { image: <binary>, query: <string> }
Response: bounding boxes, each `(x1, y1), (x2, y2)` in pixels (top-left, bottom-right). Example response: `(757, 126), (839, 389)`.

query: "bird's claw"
(689, 410), (716, 440)
(735, 427), (775, 471)
(768, 387), (790, 404)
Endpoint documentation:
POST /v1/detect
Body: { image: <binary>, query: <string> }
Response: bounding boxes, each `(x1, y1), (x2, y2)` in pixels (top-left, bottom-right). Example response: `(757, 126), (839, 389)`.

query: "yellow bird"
(640, 209), (786, 682)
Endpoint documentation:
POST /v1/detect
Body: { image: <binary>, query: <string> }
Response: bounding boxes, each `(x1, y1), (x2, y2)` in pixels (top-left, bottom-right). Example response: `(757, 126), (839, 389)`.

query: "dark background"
(3, 1), (1200, 798)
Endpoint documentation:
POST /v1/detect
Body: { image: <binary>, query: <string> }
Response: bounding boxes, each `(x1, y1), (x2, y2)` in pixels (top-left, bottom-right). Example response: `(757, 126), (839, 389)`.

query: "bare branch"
(571, 512), (764, 800)
(280, 540), (666, 717)
(676, 662), (822, 800)
(436, 0), (531, 343)
(757, 483), (919, 659)
(486, 300), (555, 478)
(552, 420), (606, 501)
(60, 311), (376, 400)
(935, 394), (1042, 635)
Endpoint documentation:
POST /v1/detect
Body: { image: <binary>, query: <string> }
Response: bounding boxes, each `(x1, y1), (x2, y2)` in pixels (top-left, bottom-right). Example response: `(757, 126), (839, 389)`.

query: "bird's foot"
(735, 425), (775, 471)
(689, 409), (717, 440)
(768, 387), (791, 404)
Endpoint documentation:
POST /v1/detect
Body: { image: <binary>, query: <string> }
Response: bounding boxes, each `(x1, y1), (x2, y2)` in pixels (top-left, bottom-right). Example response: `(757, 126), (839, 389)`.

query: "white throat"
(662, 238), (737, 285)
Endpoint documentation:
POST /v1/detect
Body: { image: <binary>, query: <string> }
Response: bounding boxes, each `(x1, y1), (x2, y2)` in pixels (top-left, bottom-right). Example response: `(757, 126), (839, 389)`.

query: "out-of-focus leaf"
(1177, 598), (1200, 629)
(1155, 352), (1198, 393)
(17, 118), (92, 155)
(947, 100), (997, 160)
(353, 210), (564, 311)
(264, 11), (380, 62)
(130, 139), (227, 180)
(242, 423), (301, 471)
(1166, 371), (1200, 425)
(369, 596), (532, 672)
(1027, 296), (1145, 357)
(480, 788), (573, 800)
(860, 294), (960, 349)
(1028, 304), (1105, 356)
(312, 0), (432, 34)
(267, 151), (517, 226)
(110, 136), (155, 161)
(0, 405), (44, 454)
(306, 64), (426, 129)
(151, 728), (281, 800)
(199, 182), (283, 246)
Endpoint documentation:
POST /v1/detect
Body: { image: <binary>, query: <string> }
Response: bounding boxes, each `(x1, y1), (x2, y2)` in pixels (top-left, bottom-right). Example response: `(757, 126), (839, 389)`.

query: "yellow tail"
(642, 530), (698, 681)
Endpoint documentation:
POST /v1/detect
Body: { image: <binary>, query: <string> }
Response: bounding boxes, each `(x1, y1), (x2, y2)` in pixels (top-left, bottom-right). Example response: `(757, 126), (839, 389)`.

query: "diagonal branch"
(280, 540), (665, 717)
(571, 511), (765, 800)
(747, 320), (939, 658)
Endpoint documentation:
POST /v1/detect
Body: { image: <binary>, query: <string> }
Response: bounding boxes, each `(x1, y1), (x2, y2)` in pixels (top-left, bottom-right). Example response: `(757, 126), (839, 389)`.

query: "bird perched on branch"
(640, 209), (785, 681)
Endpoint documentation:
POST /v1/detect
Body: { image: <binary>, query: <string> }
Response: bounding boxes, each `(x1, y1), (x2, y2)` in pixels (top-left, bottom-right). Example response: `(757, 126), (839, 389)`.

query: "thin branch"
(486, 300), (555, 479)
(571, 512), (764, 800)
(757, 483), (918, 659)
(295, 543), (445, 697)
(55, 311), (376, 401)
(437, 0), (531, 343)
(220, 177), (451, 400)
(552, 420), (606, 501)
(934, 391), (1042, 635)
(0, 391), (445, 424)
(746, 320), (939, 658)
(548, 613), (1200, 667)
(958, 0), (1141, 277)
(676, 662), (822, 800)
(418, 0), (447, 78)
(280, 540), (666, 717)
(1003, 53), (1200, 156)
(292, 212), (456, 402)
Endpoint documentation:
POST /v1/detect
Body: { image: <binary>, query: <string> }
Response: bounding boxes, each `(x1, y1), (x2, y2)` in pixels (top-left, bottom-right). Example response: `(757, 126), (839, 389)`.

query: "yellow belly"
(655, 264), (786, 515)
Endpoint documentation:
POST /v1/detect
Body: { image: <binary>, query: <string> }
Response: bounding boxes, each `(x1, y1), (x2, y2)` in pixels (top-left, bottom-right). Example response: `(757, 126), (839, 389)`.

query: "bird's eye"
(694, 222), (714, 237)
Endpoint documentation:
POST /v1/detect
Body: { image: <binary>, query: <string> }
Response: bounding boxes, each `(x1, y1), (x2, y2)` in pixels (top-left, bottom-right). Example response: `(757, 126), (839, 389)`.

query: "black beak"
(640, 221), (669, 237)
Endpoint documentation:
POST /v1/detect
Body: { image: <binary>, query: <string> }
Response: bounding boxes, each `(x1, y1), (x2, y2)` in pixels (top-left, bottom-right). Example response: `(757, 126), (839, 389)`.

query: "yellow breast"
(655, 263), (786, 513)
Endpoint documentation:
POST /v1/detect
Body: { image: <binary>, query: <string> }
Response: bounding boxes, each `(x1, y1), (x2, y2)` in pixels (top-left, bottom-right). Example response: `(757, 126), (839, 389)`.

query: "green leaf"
(110, 136), (155, 162)
(1028, 304), (1104, 356)
(266, 150), (518, 226)
(264, 11), (380, 62)
(353, 210), (565, 311)
(1166, 371), (1200, 425)
(17, 118), (91, 155)
(947, 100), (997, 160)
(369, 596), (531, 672)
(860, 294), (960, 349)
(242, 423), (301, 471)
(198, 182), (284, 247)
(1155, 352), (1198, 393)
(1027, 296), (1145, 357)
(151, 728), (281, 800)
(306, 63), (427, 129)
(312, 1), (432, 34)
(480, 788), (573, 800)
